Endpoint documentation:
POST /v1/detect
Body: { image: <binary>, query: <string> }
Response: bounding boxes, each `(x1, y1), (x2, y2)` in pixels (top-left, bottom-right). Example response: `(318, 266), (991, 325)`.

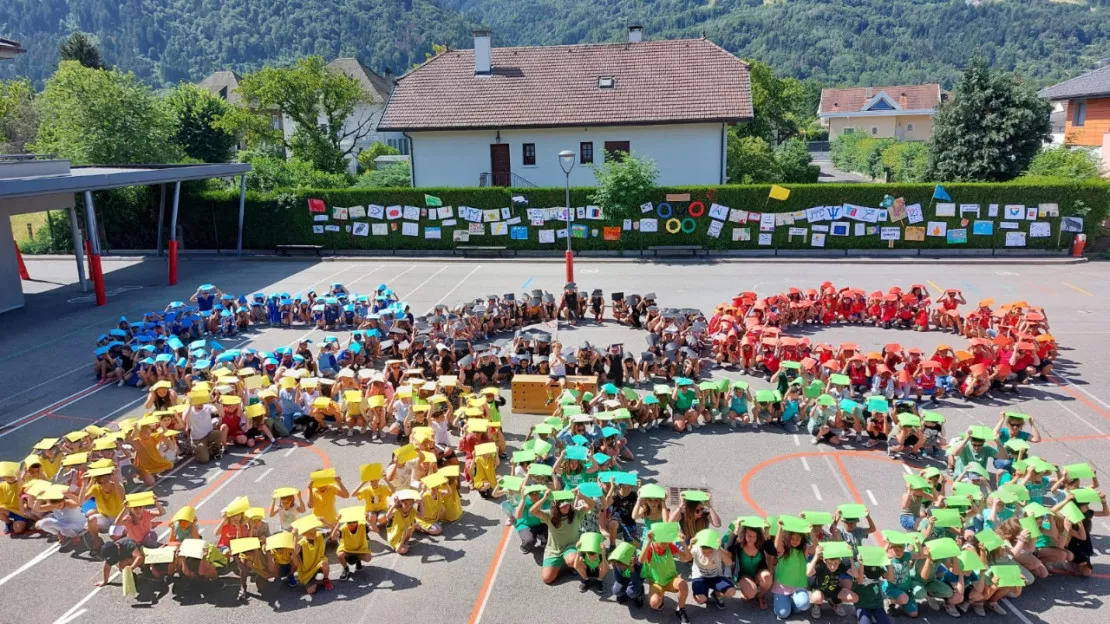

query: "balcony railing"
(479, 172), (536, 187)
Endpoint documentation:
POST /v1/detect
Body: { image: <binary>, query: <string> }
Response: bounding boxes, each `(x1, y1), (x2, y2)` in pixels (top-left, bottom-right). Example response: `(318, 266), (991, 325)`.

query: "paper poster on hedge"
(889, 200), (907, 223)
(640, 202), (654, 214)
(1026, 206), (1038, 220)
(438, 206), (454, 220)
(706, 220), (724, 239)
(308, 198), (326, 213)
(468, 223), (485, 235)
(947, 228), (967, 244)
(905, 226), (926, 241)
(537, 229), (555, 243)
(399, 222), (417, 236)
(367, 204), (384, 219)
(344, 224), (352, 233)
(706, 203), (728, 221)
(370, 223), (387, 236)
(781, 213), (795, 225)
(556, 229), (568, 239)
(1029, 222), (1051, 238)
(497, 207), (510, 220)
(759, 213), (776, 232)
(602, 226), (621, 241)
(1038, 203), (1059, 218)
(842, 204), (861, 220)
(758, 232), (773, 246)
(312, 225), (324, 234)
(481, 209), (499, 223)
(453, 230), (469, 243)
(1061, 216), (1084, 232)
(972, 221), (994, 235)
(425, 226), (441, 239)
(442, 219), (457, 227)
(640, 218), (658, 233)
(788, 227), (807, 242)
(348, 205), (366, 219)
(574, 207), (585, 220)
(313, 214), (329, 222)
(324, 224), (340, 233)
(854, 223), (866, 236)
(460, 206), (482, 222)
(831, 221), (850, 237)
(587, 206), (603, 219)
(510, 226), (529, 240)
(927, 221), (947, 237)
(1005, 231), (1027, 247)
(811, 232), (826, 247)
(812, 224), (829, 233)
(747, 211), (763, 225)
(959, 204), (980, 218)
(1003, 204), (1024, 220)
(880, 227), (901, 241)
(999, 221), (1019, 230)
(827, 205), (844, 220)
(332, 206), (348, 221)
(400, 205), (418, 221)
(935, 203), (956, 217)
(722, 209), (742, 224)
(352, 222), (369, 237)
(570, 224), (588, 239)
(905, 203), (924, 224)
(985, 203), (998, 217)
(734, 227), (751, 242)
(491, 222), (509, 236)
(385, 205), (402, 220)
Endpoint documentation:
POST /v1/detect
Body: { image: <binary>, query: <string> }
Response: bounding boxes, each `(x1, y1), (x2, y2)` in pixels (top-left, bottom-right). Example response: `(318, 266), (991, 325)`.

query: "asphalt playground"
(1, 254), (1109, 624)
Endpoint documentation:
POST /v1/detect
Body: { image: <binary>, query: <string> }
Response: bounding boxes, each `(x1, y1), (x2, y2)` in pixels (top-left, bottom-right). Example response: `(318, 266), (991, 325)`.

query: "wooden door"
(490, 144), (511, 186)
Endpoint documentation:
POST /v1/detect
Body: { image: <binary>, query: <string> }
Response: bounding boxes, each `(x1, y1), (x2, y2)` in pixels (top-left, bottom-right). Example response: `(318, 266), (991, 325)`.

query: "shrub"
(1021, 147), (1102, 180)
(590, 153), (659, 217)
(354, 162), (411, 187)
(356, 141), (401, 172)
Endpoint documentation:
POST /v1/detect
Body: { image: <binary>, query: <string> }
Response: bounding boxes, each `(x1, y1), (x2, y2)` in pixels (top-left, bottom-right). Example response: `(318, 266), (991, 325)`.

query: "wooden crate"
(511, 374), (598, 415)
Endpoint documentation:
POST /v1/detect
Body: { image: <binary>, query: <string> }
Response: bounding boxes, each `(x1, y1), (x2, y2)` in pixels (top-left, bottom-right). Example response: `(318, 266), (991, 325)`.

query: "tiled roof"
(819, 84), (944, 114)
(1039, 63), (1110, 101)
(326, 58), (392, 104)
(197, 71), (243, 105)
(378, 38), (752, 131)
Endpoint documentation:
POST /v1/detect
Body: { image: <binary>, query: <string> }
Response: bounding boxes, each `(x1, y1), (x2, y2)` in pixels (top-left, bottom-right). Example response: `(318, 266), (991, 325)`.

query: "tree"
(590, 153), (659, 216)
(727, 135), (819, 183)
(775, 139), (820, 183)
(0, 78), (37, 153)
(218, 56), (374, 173)
(354, 162), (411, 187)
(164, 83), (237, 163)
(31, 61), (182, 164)
(238, 150), (351, 192)
(925, 55), (1052, 182)
(1021, 146), (1102, 180)
(357, 141), (401, 171)
(734, 60), (815, 145)
(58, 32), (104, 69)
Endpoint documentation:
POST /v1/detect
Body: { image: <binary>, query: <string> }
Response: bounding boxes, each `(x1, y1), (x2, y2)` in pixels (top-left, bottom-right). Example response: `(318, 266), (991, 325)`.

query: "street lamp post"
(558, 150), (576, 283)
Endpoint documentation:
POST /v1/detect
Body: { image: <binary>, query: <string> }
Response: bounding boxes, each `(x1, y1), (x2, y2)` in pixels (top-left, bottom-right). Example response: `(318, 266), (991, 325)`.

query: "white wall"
(408, 123), (726, 188)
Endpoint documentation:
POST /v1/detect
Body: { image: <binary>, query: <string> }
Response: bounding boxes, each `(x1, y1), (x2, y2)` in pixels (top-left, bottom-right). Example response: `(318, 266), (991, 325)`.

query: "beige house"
(819, 84), (946, 140)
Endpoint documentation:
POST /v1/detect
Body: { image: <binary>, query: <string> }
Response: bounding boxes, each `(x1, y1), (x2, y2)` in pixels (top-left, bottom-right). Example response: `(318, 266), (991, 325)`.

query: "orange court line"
(1049, 374), (1110, 423)
(1062, 281), (1093, 297)
(466, 524), (513, 624)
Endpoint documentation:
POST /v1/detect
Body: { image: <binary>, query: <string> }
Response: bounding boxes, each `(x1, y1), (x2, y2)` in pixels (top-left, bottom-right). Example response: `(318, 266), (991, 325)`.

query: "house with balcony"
(819, 84), (946, 141)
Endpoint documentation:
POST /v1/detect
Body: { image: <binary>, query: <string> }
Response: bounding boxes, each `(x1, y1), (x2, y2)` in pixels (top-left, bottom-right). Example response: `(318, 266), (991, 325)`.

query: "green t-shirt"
(674, 389), (696, 411)
(854, 576), (885, 609)
(644, 545), (679, 585)
(955, 443), (997, 474)
(890, 552), (916, 589)
(775, 549), (807, 588)
(544, 509), (586, 558)
(515, 501), (547, 530)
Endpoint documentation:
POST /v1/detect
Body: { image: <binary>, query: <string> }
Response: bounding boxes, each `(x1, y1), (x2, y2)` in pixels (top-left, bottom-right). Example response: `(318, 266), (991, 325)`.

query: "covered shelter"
(0, 156), (250, 312)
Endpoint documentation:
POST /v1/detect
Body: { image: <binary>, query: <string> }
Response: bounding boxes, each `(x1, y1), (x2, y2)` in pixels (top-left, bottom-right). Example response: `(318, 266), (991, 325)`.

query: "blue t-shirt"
(196, 294), (215, 312)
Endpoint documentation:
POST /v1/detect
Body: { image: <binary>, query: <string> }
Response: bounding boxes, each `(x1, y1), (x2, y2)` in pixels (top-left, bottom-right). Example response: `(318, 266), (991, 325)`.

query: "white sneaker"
(346, 429), (353, 437)
(945, 604), (962, 617)
(987, 602), (1006, 615)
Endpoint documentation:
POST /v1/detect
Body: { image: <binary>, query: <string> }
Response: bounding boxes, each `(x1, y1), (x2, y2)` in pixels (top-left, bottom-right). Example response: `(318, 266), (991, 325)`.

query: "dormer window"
(598, 77), (616, 89)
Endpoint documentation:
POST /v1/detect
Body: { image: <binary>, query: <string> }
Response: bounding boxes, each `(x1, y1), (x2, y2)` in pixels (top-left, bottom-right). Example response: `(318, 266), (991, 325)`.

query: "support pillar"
(156, 184), (166, 256)
(168, 181), (181, 285)
(69, 204), (87, 292)
(236, 174), (247, 256)
(83, 191), (106, 306)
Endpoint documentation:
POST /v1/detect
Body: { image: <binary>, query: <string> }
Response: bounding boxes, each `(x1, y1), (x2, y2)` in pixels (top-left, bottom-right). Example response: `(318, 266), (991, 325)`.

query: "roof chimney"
(384, 67), (394, 94)
(865, 86), (873, 99)
(473, 30), (491, 75)
(628, 25), (643, 43)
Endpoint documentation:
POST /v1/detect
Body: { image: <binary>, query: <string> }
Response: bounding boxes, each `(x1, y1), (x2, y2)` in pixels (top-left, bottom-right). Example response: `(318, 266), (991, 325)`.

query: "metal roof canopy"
(0, 163), (250, 199)
(2, 160), (251, 308)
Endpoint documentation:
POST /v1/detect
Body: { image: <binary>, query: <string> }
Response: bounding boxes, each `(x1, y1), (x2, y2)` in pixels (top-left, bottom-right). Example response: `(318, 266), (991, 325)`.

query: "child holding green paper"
(573, 531), (609, 593)
(807, 543), (857, 617)
(640, 522), (693, 622)
(1059, 488), (1108, 577)
(771, 516), (812, 620)
(609, 541), (645, 606)
(850, 546), (893, 624)
(531, 488), (594, 584)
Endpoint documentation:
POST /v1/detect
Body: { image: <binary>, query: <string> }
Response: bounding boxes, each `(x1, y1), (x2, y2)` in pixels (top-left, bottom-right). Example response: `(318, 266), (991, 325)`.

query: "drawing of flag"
(933, 185), (951, 201)
(769, 185), (791, 201)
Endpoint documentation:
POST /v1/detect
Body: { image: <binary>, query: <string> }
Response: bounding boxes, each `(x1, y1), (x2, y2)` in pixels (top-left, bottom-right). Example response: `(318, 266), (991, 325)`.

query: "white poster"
(640, 218), (658, 233)
(348, 205), (366, 218)
(401, 222), (418, 236)
(438, 206), (454, 220)
(371, 223), (388, 236)
(385, 205), (402, 220)
(811, 232), (826, 247)
(1028, 222), (1051, 238)
(935, 203), (956, 217)
(709, 203), (729, 221)
(1005, 232), (1027, 247)
(959, 204), (980, 218)
(640, 202), (654, 214)
(905, 203), (924, 224)
(402, 205), (421, 221)
(759, 213), (776, 232)
(538, 229), (555, 243)
(758, 233), (773, 246)
(926, 221), (947, 237)
(880, 227), (901, 241)
(324, 224), (340, 232)
(1004, 204), (1025, 220)
(707, 220), (724, 239)
(352, 222), (369, 236)
(367, 204), (385, 219)
(987, 204), (999, 218)
(728, 208), (747, 224)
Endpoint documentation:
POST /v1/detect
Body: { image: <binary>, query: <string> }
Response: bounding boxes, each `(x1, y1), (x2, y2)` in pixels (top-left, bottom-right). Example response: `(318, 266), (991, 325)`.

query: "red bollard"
(88, 252), (106, 306)
(14, 241), (30, 280)
(564, 250), (574, 283)
(168, 240), (178, 285)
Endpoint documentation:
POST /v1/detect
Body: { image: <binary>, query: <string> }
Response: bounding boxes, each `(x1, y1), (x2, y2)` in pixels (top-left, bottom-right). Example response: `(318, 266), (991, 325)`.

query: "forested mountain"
(3, 0), (1110, 89)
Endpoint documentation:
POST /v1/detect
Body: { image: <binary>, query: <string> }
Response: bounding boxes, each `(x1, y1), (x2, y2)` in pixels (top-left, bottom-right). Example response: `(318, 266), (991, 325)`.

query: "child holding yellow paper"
(81, 467), (125, 549)
(470, 442), (500, 498)
(307, 469), (349, 528)
(385, 489), (419, 554)
(292, 515), (333, 593)
(270, 487), (306, 532)
(353, 463), (391, 528)
(332, 506), (373, 580)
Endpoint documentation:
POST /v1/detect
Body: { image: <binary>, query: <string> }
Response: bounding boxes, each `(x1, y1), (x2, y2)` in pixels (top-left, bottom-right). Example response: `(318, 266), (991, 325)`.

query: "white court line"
(346, 265), (385, 286)
(398, 265), (449, 300)
(824, 456), (854, 500)
(51, 448), (267, 624)
(1, 363), (89, 405)
(283, 446), (297, 458)
(0, 384), (111, 439)
(253, 467), (274, 483)
(463, 529), (511, 624)
(866, 489), (878, 505)
(800, 457), (810, 471)
(426, 265), (482, 312)
(793, 434), (800, 447)
(811, 484), (823, 501)
(1002, 598), (1036, 624)
(1048, 397), (1106, 436)
(1054, 373), (1110, 411)
(56, 608), (86, 624)
(902, 465), (912, 474)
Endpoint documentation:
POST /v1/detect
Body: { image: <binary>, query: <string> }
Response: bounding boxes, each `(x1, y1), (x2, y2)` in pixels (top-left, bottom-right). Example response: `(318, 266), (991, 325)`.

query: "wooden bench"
(275, 244), (324, 256)
(456, 245), (514, 258)
(511, 374), (598, 415)
(648, 245), (707, 257)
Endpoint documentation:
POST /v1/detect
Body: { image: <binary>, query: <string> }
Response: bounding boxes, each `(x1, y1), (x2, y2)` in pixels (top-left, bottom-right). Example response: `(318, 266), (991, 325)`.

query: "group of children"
(710, 284), (1056, 401)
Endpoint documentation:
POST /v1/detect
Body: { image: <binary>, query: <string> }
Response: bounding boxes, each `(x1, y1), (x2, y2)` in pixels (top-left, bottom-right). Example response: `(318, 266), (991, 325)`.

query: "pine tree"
(58, 32), (104, 70)
(925, 55), (1051, 182)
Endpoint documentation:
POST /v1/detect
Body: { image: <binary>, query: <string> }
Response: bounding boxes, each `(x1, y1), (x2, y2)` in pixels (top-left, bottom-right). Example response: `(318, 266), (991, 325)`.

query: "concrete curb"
(24, 251), (1092, 265)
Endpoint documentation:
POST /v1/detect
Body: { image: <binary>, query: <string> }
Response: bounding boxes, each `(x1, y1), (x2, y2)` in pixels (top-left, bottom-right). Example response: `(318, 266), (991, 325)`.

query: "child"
(331, 506), (373, 580)
(352, 464), (391, 529)
(807, 543), (858, 617)
(469, 442), (499, 498)
(307, 470), (349, 528)
(851, 547), (894, 624)
(690, 528), (735, 609)
(291, 515), (333, 593)
(0, 461), (28, 535)
(573, 531), (609, 593)
(641, 522), (693, 623)
(385, 489), (419, 554)
(609, 541), (645, 606)
(270, 487), (306, 532)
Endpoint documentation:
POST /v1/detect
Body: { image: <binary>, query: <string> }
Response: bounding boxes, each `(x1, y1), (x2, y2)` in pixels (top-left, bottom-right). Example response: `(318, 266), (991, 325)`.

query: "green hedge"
(129, 181), (1109, 253)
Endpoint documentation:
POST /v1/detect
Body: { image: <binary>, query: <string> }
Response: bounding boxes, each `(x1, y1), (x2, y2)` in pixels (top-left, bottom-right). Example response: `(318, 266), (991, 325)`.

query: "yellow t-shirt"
(40, 455), (61, 480)
(417, 490), (442, 529)
(474, 456), (497, 489)
(339, 523), (370, 554)
(270, 548), (292, 565)
(357, 484), (390, 513)
(310, 485), (339, 524)
(87, 483), (124, 518)
(133, 434), (173, 475)
(387, 507), (416, 551)
(441, 484), (463, 522)
(0, 481), (21, 514)
(296, 534), (326, 585)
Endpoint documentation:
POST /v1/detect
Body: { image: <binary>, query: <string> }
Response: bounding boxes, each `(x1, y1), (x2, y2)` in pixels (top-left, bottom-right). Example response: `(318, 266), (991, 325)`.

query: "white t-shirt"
(431, 419), (451, 447)
(392, 399), (410, 425)
(186, 404), (218, 440)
